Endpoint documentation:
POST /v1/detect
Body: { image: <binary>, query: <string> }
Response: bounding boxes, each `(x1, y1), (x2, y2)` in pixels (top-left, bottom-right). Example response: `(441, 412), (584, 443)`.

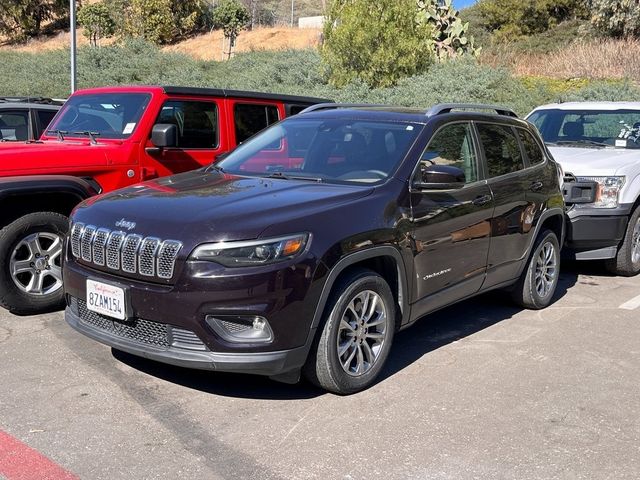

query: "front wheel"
(511, 229), (560, 310)
(0, 212), (68, 315)
(605, 207), (640, 276)
(304, 268), (396, 395)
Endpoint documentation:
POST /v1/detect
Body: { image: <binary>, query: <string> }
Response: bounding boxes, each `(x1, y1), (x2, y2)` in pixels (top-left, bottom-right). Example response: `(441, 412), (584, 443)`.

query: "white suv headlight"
(575, 176), (625, 209)
(190, 233), (310, 267)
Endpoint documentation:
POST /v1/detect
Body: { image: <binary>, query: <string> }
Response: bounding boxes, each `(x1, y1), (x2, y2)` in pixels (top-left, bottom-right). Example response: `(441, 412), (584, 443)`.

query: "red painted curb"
(0, 429), (78, 480)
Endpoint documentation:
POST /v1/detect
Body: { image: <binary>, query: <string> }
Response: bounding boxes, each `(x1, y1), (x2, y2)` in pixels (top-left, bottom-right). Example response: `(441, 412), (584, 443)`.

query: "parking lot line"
(0, 429), (78, 480)
(618, 293), (640, 310)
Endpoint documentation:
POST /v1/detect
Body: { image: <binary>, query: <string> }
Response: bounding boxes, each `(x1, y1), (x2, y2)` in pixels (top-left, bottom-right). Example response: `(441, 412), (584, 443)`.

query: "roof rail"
(0, 96), (65, 106)
(298, 103), (389, 114)
(426, 103), (518, 118)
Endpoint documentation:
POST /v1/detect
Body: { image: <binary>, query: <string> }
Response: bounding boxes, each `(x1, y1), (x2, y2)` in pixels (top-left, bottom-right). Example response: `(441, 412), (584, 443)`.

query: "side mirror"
(151, 124), (177, 148)
(416, 164), (466, 190)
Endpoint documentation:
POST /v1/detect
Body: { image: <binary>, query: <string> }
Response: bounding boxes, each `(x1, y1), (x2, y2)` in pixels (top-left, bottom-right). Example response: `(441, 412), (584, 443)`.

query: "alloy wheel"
(9, 232), (64, 296)
(534, 241), (557, 299)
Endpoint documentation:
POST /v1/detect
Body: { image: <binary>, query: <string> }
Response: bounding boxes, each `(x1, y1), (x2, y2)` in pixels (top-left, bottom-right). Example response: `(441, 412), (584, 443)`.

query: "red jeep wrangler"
(0, 85), (329, 315)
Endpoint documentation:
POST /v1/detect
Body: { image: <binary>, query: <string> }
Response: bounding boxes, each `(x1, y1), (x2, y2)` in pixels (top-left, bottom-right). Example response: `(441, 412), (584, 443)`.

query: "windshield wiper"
(207, 165), (225, 174)
(265, 171), (324, 182)
(554, 139), (609, 147)
(73, 131), (100, 145)
(47, 129), (68, 141)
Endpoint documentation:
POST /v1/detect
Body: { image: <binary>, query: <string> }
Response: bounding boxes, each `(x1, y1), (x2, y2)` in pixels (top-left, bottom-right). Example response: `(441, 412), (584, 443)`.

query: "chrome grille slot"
(158, 241), (182, 279)
(92, 228), (110, 266)
(138, 237), (160, 276)
(106, 231), (126, 270)
(69, 222), (182, 281)
(81, 225), (96, 262)
(121, 234), (143, 273)
(70, 222), (84, 258)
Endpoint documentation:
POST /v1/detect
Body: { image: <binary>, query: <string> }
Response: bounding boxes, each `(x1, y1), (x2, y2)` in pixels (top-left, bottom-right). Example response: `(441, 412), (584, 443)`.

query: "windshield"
(527, 108), (640, 148)
(47, 93), (151, 139)
(217, 117), (422, 184)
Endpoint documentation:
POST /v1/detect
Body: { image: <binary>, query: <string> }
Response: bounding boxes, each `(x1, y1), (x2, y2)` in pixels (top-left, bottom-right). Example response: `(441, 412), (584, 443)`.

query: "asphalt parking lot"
(0, 260), (639, 480)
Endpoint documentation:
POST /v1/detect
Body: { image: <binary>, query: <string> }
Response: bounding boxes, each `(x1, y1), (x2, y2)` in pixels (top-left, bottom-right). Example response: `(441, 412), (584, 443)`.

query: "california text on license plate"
(86, 279), (126, 320)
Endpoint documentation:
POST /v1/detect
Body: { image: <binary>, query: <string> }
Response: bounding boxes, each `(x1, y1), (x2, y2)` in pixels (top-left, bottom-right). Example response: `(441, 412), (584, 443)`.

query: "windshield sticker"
(406, 125), (414, 131)
(123, 123), (136, 134)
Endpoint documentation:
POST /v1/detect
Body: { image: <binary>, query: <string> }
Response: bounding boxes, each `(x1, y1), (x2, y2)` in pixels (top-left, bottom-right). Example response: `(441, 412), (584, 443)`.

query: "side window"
(477, 124), (524, 178)
(418, 122), (478, 183)
(518, 129), (545, 166)
(234, 103), (279, 144)
(36, 109), (57, 135)
(156, 101), (218, 149)
(0, 110), (29, 141)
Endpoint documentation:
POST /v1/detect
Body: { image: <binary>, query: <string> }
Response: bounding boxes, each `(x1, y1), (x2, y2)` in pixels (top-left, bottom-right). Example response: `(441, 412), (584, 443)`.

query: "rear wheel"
(605, 207), (640, 276)
(304, 269), (396, 395)
(0, 212), (68, 315)
(511, 229), (560, 310)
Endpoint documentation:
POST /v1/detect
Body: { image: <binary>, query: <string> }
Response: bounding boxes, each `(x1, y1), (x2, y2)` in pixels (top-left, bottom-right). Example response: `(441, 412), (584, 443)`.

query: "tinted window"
(518, 129), (545, 165)
(234, 103), (279, 144)
(49, 93), (150, 139)
(477, 124), (524, 178)
(157, 101), (218, 149)
(418, 123), (478, 183)
(288, 105), (309, 115)
(218, 117), (421, 185)
(36, 109), (57, 135)
(0, 110), (29, 141)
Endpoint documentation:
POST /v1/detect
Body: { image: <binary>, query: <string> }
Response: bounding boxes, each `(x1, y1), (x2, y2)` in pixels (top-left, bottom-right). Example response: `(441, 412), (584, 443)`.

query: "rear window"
(477, 124), (525, 178)
(518, 129), (545, 165)
(234, 103), (279, 144)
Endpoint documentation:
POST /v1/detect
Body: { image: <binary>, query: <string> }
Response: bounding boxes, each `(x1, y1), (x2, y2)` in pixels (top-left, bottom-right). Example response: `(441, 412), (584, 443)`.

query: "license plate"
(86, 279), (126, 320)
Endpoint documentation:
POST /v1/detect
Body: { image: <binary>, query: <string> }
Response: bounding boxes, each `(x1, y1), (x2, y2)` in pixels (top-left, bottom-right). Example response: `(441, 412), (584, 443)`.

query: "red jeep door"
(141, 98), (228, 179)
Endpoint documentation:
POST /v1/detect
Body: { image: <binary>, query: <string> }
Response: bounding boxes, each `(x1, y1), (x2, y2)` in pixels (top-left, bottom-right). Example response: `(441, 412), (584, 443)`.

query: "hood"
(548, 145), (640, 176)
(72, 169), (374, 242)
(0, 139), (118, 174)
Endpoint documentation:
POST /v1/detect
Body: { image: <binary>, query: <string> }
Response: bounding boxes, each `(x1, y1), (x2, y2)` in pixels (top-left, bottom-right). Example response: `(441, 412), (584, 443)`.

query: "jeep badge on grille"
(115, 218), (136, 231)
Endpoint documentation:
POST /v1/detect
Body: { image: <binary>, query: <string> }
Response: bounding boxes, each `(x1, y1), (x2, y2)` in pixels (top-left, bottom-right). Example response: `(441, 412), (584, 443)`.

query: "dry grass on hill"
(163, 27), (322, 61)
(484, 39), (640, 80)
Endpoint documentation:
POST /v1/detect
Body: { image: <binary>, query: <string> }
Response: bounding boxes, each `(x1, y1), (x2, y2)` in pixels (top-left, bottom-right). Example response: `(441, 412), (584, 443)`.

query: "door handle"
(472, 194), (492, 206)
(530, 181), (543, 192)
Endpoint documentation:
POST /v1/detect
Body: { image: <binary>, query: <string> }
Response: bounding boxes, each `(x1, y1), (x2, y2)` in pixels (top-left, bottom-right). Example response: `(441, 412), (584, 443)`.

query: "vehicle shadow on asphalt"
(112, 262), (589, 399)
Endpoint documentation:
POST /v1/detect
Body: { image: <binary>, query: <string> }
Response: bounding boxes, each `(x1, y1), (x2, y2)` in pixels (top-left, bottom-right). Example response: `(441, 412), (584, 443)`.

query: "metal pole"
(70, 0), (77, 93)
(290, 0), (294, 27)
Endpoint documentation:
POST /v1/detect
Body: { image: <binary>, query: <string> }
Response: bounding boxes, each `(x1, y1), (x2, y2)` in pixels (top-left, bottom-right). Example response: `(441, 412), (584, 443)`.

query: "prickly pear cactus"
(417, 0), (480, 61)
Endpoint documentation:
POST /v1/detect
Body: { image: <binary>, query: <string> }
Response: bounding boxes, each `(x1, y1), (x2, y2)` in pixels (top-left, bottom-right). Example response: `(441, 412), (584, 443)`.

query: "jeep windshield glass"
(527, 109), (640, 149)
(47, 93), (151, 140)
(216, 117), (422, 184)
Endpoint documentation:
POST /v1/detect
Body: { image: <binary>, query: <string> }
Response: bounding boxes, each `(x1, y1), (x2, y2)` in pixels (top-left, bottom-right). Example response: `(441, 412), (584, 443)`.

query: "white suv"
(527, 102), (640, 275)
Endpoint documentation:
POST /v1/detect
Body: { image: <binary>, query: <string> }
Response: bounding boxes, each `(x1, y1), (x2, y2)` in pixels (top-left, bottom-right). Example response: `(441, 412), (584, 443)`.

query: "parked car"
(0, 97), (62, 142)
(527, 102), (640, 275)
(0, 85), (329, 315)
(64, 103), (564, 394)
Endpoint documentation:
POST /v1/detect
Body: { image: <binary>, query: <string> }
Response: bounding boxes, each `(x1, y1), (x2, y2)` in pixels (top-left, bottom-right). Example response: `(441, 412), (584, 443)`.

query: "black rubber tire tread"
(0, 211), (69, 315)
(605, 207), (640, 277)
(511, 229), (560, 310)
(303, 268), (396, 395)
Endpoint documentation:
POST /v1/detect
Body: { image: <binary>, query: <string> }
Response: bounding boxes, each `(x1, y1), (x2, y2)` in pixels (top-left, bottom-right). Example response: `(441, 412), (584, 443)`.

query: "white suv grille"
(70, 223), (182, 280)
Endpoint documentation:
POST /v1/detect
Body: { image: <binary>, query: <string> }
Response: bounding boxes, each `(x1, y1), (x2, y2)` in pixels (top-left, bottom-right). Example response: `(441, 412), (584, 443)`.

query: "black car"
(0, 97), (63, 141)
(64, 103), (565, 394)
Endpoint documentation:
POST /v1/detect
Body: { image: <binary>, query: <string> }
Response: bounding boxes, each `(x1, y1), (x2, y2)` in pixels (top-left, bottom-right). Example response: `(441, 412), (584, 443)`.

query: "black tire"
(0, 212), (68, 316)
(304, 268), (396, 395)
(605, 207), (640, 276)
(511, 229), (560, 310)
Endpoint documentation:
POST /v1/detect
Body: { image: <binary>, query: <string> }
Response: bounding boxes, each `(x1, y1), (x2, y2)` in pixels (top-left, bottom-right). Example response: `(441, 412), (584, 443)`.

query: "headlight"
(190, 233), (310, 267)
(575, 176), (625, 209)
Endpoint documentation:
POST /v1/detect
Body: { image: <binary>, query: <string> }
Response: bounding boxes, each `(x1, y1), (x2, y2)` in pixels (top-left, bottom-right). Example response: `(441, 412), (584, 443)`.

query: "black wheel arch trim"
(516, 207), (565, 278)
(0, 175), (98, 203)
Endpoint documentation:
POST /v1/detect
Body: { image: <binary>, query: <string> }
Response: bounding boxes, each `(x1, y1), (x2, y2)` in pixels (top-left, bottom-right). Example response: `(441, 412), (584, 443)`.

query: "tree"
(0, 0), (67, 40)
(212, 0), (250, 59)
(78, 2), (116, 47)
(589, 0), (640, 38)
(123, 0), (208, 44)
(322, 0), (435, 88)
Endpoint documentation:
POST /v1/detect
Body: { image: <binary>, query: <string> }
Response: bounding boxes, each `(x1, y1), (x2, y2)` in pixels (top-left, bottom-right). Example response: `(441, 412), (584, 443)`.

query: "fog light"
(206, 315), (274, 344)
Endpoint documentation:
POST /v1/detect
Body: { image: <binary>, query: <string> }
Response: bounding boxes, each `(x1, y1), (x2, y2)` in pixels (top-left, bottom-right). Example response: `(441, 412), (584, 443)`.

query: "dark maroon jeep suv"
(64, 103), (565, 394)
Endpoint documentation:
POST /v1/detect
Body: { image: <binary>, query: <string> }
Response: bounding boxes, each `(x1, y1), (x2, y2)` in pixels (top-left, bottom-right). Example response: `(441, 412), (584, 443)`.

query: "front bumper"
(65, 304), (310, 377)
(565, 205), (631, 260)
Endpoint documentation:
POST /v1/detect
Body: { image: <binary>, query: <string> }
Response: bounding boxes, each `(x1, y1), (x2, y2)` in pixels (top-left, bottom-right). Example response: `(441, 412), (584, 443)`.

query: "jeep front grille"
(70, 222), (182, 280)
